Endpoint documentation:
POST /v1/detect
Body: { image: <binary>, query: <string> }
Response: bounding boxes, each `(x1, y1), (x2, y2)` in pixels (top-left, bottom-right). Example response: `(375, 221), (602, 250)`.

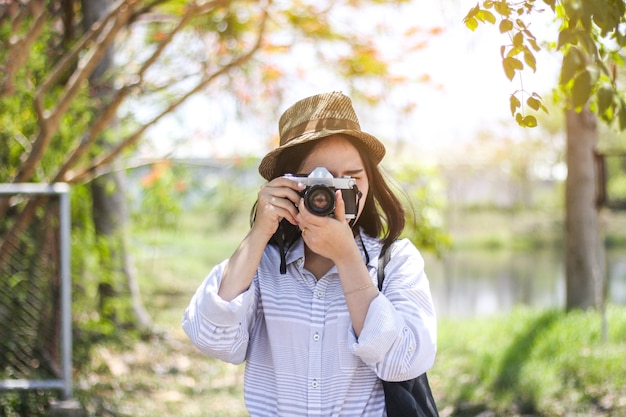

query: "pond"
(424, 247), (626, 318)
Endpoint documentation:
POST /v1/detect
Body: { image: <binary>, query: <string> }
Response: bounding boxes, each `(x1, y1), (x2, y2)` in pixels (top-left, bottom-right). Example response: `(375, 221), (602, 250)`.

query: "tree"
(463, 0), (626, 310)
(0, 0), (433, 330)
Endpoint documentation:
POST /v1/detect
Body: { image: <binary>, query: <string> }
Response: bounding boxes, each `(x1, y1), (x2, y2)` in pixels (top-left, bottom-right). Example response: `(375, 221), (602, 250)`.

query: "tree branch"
(0, 1), (47, 96)
(53, 1), (209, 182)
(13, 0), (136, 187)
(67, 4), (270, 183)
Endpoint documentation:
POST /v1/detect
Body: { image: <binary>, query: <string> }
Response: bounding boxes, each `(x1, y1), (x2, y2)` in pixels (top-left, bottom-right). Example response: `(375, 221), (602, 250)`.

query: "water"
(424, 247), (626, 318)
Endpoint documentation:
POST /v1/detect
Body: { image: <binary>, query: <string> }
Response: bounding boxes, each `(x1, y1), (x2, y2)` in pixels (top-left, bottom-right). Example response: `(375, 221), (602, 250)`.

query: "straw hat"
(258, 92), (386, 180)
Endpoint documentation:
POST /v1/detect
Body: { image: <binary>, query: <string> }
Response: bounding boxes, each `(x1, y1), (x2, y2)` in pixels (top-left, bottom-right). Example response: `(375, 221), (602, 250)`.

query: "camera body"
(283, 167), (359, 219)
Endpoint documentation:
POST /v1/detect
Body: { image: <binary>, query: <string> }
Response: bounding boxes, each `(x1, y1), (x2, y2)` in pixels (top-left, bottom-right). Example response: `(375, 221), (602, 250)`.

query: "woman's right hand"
(252, 177), (305, 239)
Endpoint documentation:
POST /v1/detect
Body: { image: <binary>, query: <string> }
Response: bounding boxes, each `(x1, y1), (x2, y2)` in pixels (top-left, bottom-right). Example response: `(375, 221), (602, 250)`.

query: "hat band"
(281, 118), (360, 145)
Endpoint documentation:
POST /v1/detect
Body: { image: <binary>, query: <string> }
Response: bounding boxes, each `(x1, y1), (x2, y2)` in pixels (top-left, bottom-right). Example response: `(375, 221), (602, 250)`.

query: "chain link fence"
(0, 184), (72, 402)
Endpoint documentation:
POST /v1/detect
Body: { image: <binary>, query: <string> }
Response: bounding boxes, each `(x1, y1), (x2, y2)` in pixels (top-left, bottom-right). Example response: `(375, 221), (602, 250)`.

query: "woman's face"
(297, 135), (369, 221)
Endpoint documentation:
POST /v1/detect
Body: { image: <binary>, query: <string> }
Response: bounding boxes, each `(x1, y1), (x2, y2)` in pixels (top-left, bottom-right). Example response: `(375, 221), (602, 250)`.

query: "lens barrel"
(303, 185), (336, 216)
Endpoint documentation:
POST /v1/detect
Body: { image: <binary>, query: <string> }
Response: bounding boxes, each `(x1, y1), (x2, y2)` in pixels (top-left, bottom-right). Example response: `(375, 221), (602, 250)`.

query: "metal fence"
(0, 183), (73, 400)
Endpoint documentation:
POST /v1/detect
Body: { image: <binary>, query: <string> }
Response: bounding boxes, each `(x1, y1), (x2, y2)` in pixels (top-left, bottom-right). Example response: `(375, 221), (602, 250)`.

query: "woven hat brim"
(258, 129), (385, 180)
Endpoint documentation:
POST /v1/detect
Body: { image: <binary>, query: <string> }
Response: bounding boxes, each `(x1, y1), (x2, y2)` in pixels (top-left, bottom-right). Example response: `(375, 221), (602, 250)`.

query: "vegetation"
(464, 0), (626, 130)
(436, 306), (626, 417)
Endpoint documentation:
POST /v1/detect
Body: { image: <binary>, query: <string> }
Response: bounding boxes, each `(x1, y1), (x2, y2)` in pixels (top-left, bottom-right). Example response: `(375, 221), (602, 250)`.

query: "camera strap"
(272, 219), (301, 274)
(347, 185), (362, 228)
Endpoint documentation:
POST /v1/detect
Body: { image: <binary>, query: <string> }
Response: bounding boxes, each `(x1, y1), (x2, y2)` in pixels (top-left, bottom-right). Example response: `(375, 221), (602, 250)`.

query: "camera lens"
(304, 185), (335, 216)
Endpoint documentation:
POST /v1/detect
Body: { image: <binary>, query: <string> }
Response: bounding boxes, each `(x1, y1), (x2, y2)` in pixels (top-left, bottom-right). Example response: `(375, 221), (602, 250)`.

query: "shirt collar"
(283, 228), (382, 270)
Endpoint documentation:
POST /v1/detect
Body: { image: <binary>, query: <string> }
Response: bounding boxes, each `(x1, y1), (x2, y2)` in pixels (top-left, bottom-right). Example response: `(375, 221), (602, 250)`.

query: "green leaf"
(528, 38), (540, 52)
(510, 94), (521, 116)
(560, 47), (582, 85)
(578, 31), (598, 56)
(503, 56), (523, 80)
(522, 115), (538, 127)
(499, 19), (513, 33)
(571, 69), (594, 108)
(506, 46), (523, 58)
(522, 28), (535, 40)
(494, 1), (512, 16)
(530, 92), (549, 114)
(476, 9), (496, 24)
(527, 96), (541, 111)
(557, 28), (576, 49)
(464, 4), (494, 29)
(465, 16), (479, 31)
(597, 83), (614, 115)
(523, 48), (536, 72)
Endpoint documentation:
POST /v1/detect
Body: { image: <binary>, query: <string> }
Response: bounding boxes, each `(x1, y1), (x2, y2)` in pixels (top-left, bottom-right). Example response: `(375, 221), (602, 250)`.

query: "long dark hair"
(251, 135), (405, 251)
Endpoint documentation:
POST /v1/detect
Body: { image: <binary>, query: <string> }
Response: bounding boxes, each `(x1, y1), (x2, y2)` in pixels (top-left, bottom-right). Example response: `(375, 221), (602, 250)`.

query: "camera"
(284, 167), (360, 219)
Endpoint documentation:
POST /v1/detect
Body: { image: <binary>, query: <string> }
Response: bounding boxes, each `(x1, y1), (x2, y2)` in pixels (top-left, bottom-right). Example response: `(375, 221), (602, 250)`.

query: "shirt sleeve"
(351, 239), (437, 381)
(181, 259), (258, 364)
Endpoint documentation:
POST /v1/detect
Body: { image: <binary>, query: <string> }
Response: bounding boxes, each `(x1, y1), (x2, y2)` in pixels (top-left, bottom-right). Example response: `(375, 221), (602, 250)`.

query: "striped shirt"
(182, 231), (437, 417)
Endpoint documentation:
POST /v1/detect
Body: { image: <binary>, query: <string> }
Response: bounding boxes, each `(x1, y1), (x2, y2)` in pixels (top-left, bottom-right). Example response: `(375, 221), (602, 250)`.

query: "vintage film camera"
(284, 166), (360, 219)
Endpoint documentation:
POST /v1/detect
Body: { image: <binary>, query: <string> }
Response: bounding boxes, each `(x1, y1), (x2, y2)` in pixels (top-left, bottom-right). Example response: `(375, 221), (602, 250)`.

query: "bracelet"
(344, 283), (376, 296)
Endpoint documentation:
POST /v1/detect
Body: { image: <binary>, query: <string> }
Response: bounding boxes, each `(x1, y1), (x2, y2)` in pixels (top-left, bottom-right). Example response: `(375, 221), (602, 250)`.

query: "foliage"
(392, 163), (451, 256)
(464, 0), (626, 130)
(436, 305), (626, 416)
(131, 161), (186, 230)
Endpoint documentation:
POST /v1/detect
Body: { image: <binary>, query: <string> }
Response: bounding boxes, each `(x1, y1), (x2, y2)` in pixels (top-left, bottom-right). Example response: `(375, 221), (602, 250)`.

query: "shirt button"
(316, 291), (324, 298)
(408, 345), (415, 351)
(313, 333), (320, 341)
(312, 380), (319, 388)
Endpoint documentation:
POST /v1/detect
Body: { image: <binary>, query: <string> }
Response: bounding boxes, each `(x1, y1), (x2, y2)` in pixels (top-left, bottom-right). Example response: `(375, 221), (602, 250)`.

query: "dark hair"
(252, 135), (405, 251)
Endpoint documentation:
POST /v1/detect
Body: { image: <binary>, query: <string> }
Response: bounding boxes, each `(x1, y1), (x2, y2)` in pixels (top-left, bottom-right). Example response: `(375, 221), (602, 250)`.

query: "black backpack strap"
(377, 242), (440, 417)
(377, 245), (392, 291)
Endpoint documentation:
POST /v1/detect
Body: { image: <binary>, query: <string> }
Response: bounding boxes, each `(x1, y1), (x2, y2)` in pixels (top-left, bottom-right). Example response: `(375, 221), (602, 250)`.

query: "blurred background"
(1, 0), (626, 416)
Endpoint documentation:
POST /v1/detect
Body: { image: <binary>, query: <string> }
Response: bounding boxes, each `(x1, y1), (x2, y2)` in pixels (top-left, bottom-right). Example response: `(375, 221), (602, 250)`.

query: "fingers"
(334, 190), (346, 222)
(256, 179), (304, 227)
(297, 195), (354, 262)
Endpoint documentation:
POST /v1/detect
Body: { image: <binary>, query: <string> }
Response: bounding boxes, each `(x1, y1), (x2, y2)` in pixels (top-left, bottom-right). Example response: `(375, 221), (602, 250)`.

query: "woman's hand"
(253, 177), (305, 240)
(296, 190), (358, 262)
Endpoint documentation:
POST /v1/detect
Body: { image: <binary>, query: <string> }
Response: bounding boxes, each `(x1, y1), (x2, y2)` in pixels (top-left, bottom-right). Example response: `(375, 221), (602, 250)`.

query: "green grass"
(434, 306), (626, 416)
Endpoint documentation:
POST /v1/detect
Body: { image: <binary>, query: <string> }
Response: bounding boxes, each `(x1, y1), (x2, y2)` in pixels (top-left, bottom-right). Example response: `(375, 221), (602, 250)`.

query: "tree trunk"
(83, 0), (152, 330)
(564, 108), (603, 311)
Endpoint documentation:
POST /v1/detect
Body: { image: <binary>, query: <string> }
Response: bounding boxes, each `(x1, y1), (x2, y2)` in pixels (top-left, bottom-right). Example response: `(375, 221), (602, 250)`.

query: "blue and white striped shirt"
(182, 231), (437, 416)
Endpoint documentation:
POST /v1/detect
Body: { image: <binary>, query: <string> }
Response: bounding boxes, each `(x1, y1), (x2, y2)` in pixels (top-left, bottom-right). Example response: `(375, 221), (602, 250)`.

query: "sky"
(138, 0), (562, 162)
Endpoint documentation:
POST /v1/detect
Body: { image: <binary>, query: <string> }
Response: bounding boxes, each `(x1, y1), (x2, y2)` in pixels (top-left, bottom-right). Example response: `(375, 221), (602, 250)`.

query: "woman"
(182, 92), (437, 416)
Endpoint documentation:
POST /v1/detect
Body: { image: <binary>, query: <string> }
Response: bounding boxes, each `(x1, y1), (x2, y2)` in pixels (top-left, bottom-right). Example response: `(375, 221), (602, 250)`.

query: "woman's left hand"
(296, 190), (357, 262)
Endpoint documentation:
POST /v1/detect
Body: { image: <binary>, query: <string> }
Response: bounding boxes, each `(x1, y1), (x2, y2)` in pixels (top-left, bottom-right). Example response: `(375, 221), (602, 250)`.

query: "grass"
(37, 208), (626, 416)
(434, 307), (626, 416)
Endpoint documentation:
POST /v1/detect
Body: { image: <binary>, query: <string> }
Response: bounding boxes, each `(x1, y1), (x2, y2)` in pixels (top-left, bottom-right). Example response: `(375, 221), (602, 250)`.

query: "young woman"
(183, 92), (437, 416)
